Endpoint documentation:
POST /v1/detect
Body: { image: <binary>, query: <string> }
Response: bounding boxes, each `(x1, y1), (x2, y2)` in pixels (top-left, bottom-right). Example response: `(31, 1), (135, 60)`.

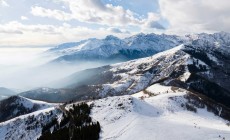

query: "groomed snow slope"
(90, 85), (230, 140)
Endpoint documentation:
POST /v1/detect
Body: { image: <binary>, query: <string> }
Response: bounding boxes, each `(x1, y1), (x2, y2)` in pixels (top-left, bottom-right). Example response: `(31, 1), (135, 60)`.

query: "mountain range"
(46, 32), (230, 66)
(47, 33), (185, 64)
(0, 32), (230, 140)
(22, 32), (230, 106)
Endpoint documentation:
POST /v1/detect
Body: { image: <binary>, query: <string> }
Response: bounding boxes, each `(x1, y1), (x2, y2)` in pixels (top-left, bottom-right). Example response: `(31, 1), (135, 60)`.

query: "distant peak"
(214, 31), (230, 36)
(133, 33), (146, 38)
(104, 35), (120, 40)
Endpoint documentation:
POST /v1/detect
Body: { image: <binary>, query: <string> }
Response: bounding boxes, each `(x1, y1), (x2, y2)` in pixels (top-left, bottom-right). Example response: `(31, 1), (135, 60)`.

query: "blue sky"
(0, 0), (229, 46)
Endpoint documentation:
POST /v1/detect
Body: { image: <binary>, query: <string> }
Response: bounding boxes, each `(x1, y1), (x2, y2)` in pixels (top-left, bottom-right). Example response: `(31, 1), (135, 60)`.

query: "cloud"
(146, 21), (165, 30)
(0, 21), (131, 46)
(66, 0), (143, 26)
(107, 27), (130, 34)
(21, 16), (28, 20)
(0, 29), (23, 34)
(0, 0), (9, 7)
(159, 0), (230, 34)
(31, 6), (71, 21)
(30, 0), (163, 29)
(0, 21), (56, 34)
(143, 13), (165, 30)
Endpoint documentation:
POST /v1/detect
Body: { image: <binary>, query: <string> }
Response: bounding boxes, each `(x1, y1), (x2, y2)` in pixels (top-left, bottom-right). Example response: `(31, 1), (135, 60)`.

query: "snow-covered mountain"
(0, 96), (54, 123)
(0, 98), (98, 140)
(186, 32), (230, 49)
(0, 106), (59, 140)
(90, 86), (230, 140)
(47, 33), (184, 63)
(22, 39), (230, 108)
(46, 32), (230, 66)
(0, 32), (230, 140)
(1, 85), (230, 140)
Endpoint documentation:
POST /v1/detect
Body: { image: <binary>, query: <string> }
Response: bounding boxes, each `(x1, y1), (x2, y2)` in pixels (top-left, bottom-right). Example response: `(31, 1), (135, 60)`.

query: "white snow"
(0, 85), (229, 140)
(98, 44), (189, 97)
(0, 107), (58, 140)
(17, 96), (54, 109)
(180, 72), (191, 82)
(145, 83), (174, 95)
(90, 85), (230, 140)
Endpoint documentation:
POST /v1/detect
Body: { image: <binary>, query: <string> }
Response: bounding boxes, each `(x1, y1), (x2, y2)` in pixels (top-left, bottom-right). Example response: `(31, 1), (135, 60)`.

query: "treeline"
(38, 103), (101, 140)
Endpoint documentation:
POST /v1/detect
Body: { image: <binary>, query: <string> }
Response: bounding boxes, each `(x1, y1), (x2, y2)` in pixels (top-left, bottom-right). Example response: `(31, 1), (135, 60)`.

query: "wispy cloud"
(30, 0), (163, 29)
(0, 21), (130, 46)
(31, 6), (71, 21)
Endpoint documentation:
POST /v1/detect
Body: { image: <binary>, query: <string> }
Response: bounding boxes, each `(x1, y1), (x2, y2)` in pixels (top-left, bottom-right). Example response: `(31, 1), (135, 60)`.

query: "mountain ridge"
(21, 41), (230, 109)
(0, 32), (230, 140)
(47, 33), (185, 63)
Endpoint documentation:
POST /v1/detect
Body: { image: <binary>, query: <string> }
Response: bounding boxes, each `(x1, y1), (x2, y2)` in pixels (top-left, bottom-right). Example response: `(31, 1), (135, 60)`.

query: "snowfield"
(0, 86), (229, 140)
(90, 85), (230, 140)
(98, 45), (190, 97)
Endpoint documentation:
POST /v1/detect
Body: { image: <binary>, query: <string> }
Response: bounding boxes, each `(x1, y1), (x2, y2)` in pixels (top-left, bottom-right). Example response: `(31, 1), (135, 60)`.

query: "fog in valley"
(0, 47), (108, 92)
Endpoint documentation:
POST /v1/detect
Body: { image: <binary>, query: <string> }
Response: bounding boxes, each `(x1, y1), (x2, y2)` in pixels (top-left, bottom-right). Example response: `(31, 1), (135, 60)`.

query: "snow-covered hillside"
(1, 85), (230, 140)
(22, 39), (230, 109)
(0, 107), (59, 140)
(0, 96), (54, 122)
(90, 85), (230, 140)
